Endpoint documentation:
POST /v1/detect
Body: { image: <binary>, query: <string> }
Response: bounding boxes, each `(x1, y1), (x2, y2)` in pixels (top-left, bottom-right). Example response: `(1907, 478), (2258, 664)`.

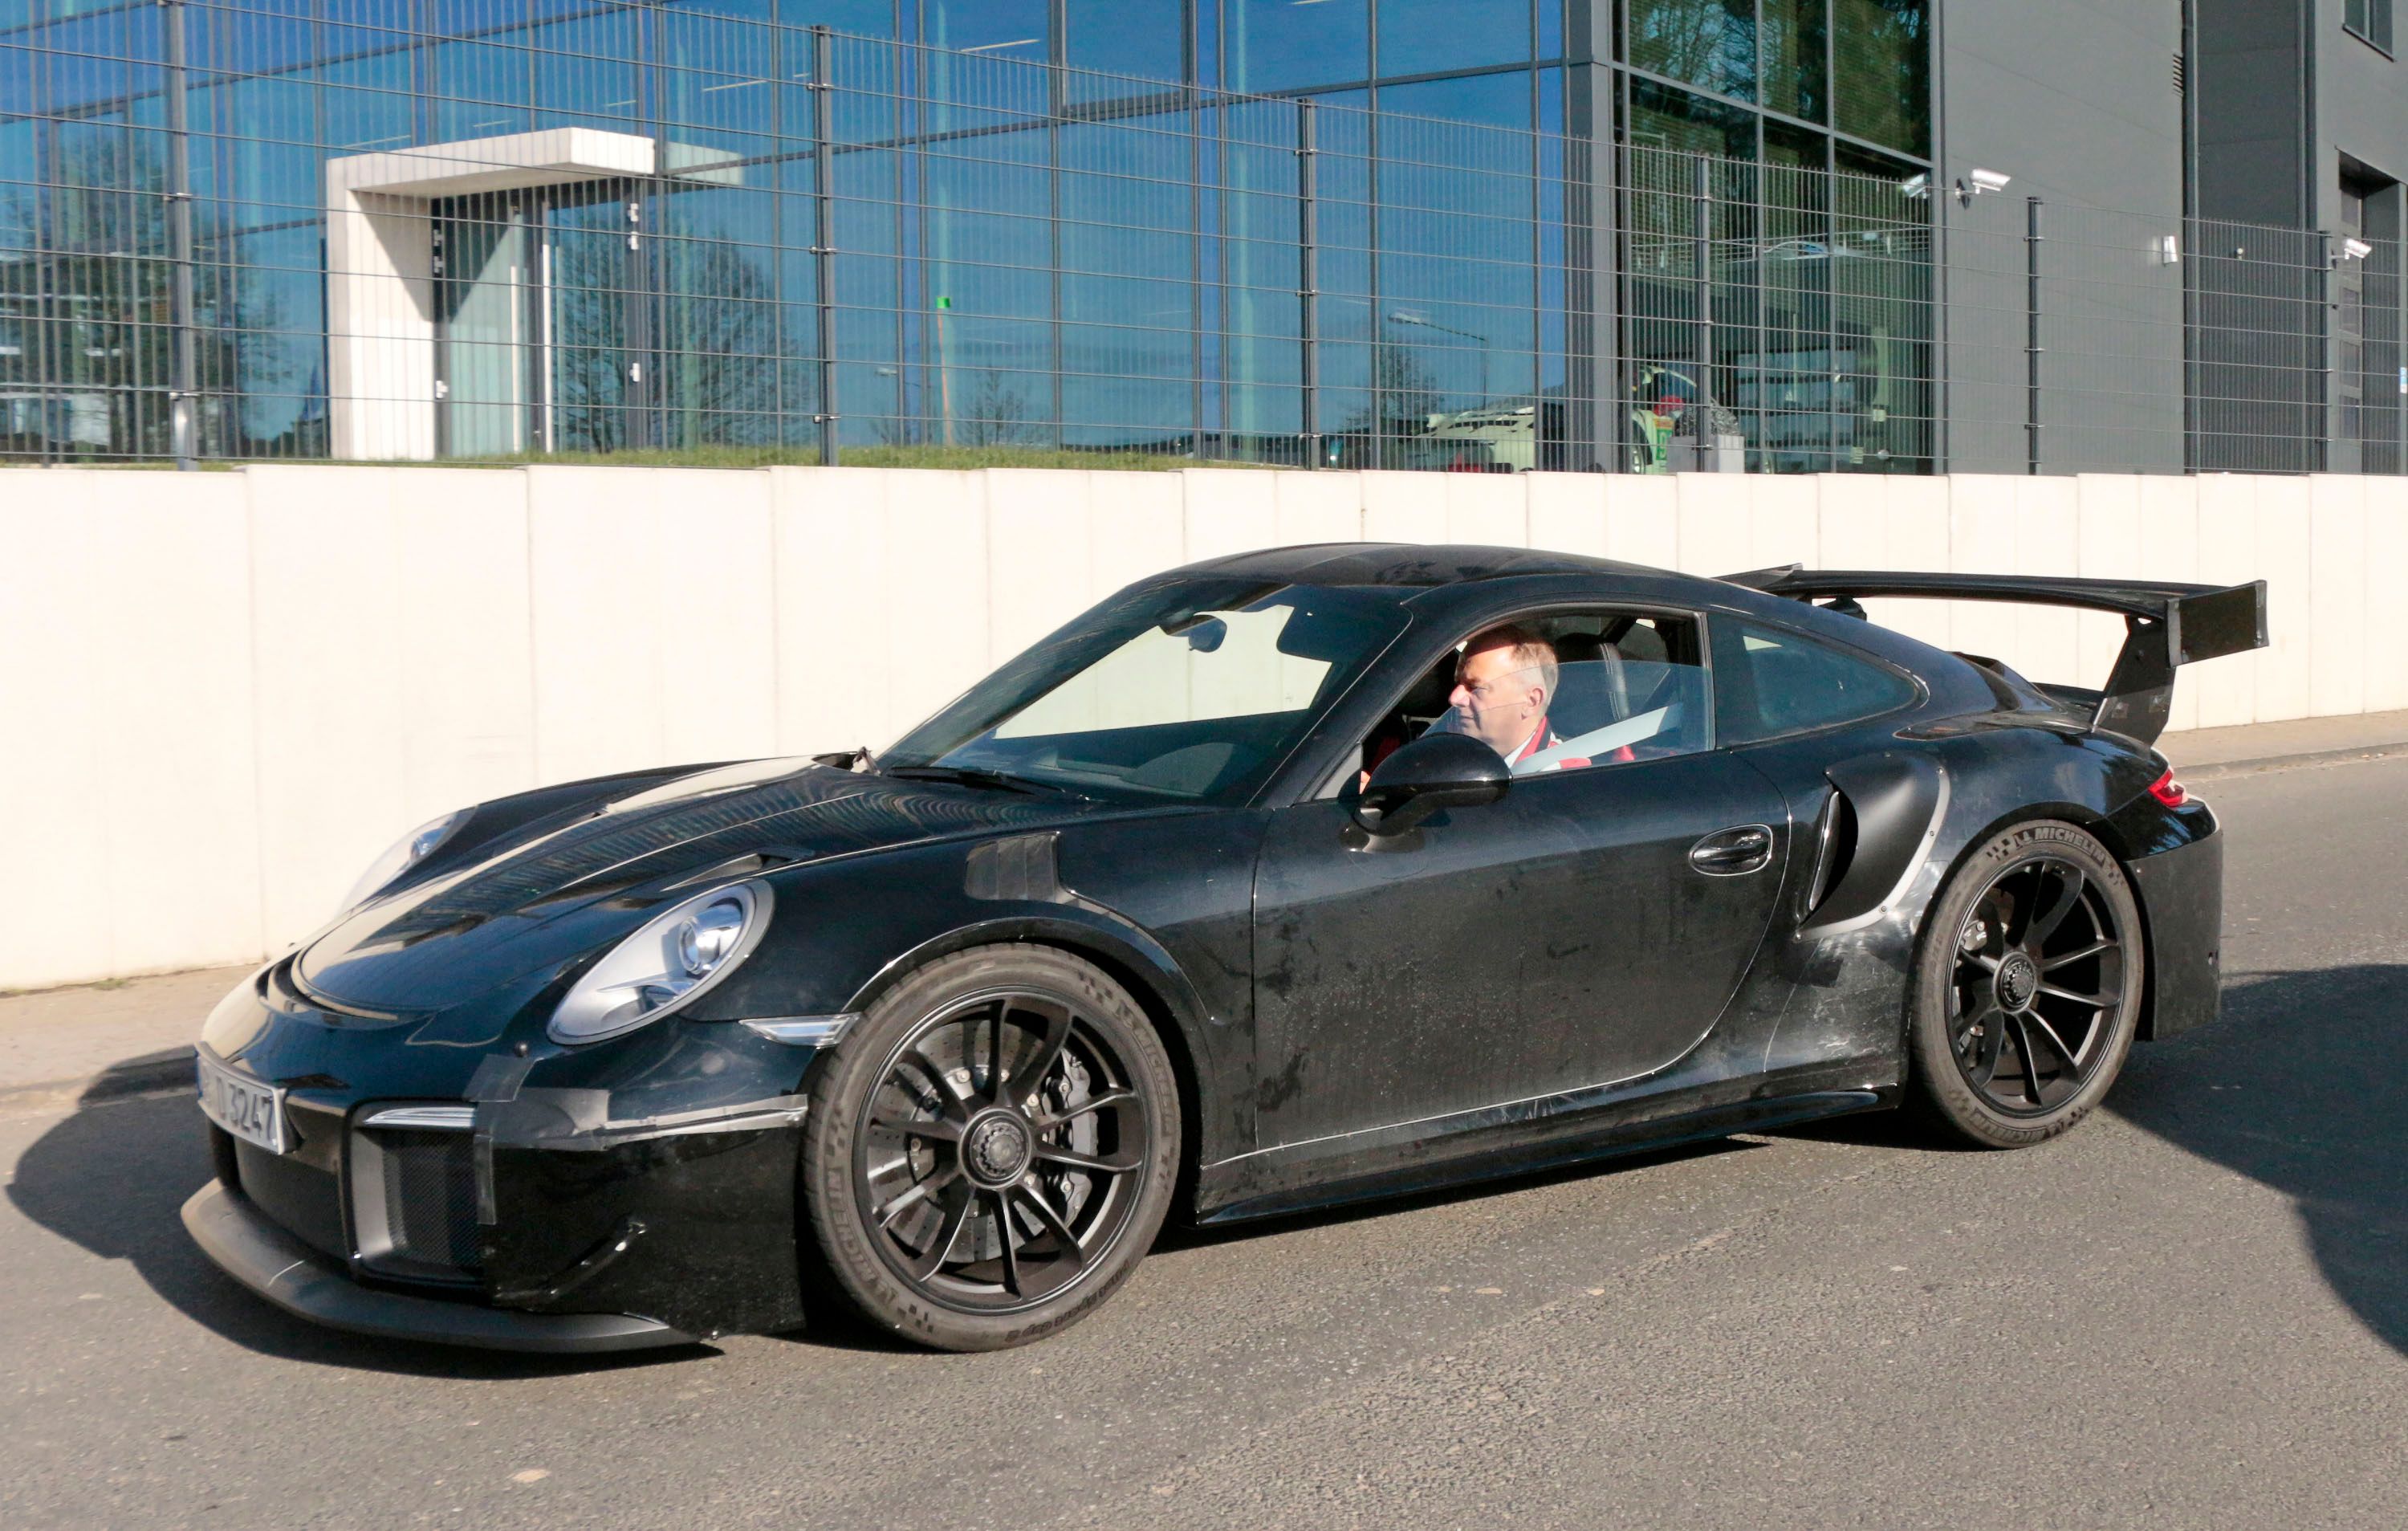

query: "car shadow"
(2105, 964), (2408, 1360)
(1779, 967), (2408, 1358)
(1156, 1136), (1753, 1251)
(6, 1083), (714, 1378)
(22, 968), (2396, 1370)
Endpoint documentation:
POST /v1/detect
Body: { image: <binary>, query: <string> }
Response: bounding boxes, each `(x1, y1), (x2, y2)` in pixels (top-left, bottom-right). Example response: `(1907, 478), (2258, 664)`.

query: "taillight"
(2146, 768), (2189, 808)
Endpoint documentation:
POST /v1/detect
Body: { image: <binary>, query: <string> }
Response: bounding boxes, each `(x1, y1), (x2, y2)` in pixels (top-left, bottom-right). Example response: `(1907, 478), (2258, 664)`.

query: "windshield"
(880, 579), (1409, 804)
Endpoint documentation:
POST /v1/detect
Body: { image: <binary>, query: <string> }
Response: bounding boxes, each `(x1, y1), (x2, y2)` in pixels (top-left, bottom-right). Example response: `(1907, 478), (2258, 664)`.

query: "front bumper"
(187, 960), (829, 1349)
(182, 1179), (694, 1353)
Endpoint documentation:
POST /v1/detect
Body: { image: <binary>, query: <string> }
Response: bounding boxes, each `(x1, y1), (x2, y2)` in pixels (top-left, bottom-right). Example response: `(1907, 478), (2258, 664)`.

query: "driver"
(1444, 624), (1586, 772)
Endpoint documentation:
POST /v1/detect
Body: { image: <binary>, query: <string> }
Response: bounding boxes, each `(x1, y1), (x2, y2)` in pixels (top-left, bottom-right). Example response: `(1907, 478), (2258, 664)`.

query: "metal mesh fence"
(1, 4), (2397, 475)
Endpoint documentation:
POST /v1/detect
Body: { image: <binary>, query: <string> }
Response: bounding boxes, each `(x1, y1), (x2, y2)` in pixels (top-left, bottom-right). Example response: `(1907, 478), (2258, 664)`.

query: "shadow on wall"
(2107, 964), (2408, 1359)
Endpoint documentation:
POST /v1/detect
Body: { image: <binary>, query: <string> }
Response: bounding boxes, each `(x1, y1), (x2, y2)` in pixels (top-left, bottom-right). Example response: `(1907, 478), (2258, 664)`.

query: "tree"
(957, 368), (1043, 448)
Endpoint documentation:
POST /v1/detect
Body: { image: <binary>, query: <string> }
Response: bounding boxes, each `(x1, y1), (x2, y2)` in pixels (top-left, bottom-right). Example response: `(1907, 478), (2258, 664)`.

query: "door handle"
(1689, 824), (1774, 876)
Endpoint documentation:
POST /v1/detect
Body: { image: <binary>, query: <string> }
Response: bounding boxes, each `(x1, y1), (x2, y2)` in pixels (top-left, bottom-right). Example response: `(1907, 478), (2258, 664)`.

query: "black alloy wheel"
(1906, 820), (2144, 1148)
(1948, 856), (2125, 1114)
(801, 945), (1179, 1351)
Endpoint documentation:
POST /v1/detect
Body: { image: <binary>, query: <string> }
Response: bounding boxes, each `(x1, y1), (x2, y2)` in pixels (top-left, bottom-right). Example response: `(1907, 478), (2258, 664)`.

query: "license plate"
(197, 1052), (287, 1154)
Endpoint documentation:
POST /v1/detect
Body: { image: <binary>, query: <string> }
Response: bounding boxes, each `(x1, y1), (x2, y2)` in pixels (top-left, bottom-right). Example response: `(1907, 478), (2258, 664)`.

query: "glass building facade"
(1, 1), (1936, 469)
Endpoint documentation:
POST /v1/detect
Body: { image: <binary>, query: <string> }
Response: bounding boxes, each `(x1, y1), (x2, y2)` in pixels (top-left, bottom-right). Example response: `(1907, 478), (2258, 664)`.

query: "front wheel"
(1905, 820), (2144, 1149)
(800, 944), (1180, 1351)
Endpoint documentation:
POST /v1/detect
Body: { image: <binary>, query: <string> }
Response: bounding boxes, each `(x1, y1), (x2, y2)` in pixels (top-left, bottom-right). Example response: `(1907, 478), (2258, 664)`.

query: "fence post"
(1297, 100), (1319, 470)
(2319, 230), (2336, 474)
(2025, 195), (2044, 475)
(1694, 153), (1715, 424)
(810, 26), (840, 467)
(161, 0), (197, 469)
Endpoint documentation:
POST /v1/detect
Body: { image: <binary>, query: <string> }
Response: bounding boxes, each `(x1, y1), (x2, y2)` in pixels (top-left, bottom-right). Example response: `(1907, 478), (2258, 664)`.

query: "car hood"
(297, 762), (1101, 1015)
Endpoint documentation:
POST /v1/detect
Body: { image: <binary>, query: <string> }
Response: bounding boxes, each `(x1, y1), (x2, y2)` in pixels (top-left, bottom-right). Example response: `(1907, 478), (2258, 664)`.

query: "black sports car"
(185, 544), (2266, 1354)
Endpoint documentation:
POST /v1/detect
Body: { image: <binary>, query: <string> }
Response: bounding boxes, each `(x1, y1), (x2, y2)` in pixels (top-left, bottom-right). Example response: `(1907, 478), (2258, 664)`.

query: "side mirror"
(1355, 731), (1511, 836)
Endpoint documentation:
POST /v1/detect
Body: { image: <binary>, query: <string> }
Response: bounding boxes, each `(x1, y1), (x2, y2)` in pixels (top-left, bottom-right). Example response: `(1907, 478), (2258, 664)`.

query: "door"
(541, 186), (651, 453)
(433, 184), (652, 456)
(432, 192), (531, 456)
(1251, 619), (1792, 1150)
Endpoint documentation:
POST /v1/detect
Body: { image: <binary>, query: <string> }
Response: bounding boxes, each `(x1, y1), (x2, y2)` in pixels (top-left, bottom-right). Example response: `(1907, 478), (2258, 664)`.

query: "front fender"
(688, 833), (1247, 1167)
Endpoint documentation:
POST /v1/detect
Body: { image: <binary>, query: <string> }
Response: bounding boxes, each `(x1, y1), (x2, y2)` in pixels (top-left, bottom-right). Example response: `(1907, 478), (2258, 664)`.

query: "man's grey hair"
(1462, 623), (1558, 703)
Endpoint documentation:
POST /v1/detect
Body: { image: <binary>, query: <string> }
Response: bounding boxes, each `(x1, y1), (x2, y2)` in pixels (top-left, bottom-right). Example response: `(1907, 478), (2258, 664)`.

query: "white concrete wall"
(2, 462), (2399, 991)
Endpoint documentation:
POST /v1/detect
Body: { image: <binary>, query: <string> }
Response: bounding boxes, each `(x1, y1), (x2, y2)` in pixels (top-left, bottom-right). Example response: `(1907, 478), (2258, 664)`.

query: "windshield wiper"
(883, 764), (1090, 800)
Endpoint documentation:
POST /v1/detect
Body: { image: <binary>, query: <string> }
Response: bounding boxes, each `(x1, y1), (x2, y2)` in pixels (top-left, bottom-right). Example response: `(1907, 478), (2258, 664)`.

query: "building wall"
(1936, 0), (2190, 474)
(2, 459), (2396, 992)
(2311, 0), (2408, 229)
(2195, 0), (2309, 227)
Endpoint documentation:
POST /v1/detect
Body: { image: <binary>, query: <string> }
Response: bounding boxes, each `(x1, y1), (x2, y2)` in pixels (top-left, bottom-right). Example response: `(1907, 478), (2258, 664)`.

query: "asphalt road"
(6, 759), (2406, 1531)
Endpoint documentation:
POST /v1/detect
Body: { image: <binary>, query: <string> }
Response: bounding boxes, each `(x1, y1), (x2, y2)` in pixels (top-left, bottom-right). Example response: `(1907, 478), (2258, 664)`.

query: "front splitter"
(181, 1180), (698, 1354)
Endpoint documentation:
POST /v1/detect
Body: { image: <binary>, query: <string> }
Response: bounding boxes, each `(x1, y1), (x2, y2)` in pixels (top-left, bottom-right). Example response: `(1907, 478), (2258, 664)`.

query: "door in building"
(543, 185), (651, 454)
(431, 182), (652, 457)
(432, 192), (532, 457)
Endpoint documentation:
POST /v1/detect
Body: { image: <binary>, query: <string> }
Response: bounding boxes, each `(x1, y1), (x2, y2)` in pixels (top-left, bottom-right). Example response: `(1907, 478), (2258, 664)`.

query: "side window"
(1333, 609), (1713, 792)
(1712, 619), (1918, 745)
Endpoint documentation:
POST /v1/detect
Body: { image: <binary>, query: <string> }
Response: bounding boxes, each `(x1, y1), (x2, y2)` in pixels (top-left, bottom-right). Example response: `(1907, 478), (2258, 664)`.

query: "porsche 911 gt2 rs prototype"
(184, 544), (2265, 1353)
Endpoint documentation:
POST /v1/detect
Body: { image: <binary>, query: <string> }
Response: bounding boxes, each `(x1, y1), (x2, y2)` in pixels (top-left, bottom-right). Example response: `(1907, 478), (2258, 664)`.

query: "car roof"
(1169, 540), (1987, 700)
(1173, 542), (1682, 589)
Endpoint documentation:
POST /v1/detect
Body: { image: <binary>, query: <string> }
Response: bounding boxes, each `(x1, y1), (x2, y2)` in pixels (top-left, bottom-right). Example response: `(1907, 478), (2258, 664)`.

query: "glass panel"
(924, 0), (1045, 59)
(883, 580), (1413, 806)
(1751, 121), (1833, 470)
(437, 194), (531, 456)
(36, 14), (129, 115)
(432, 42), (532, 140)
(1060, 110), (1198, 451)
(1762, 0), (1826, 121)
(1067, 0), (1184, 90)
(781, 1), (897, 33)
(1621, 93), (1754, 475)
(205, 5), (318, 79)
(1711, 621), (1915, 743)
(1376, 0), (1528, 78)
(921, 106), (1052, 448)
(547, 191), (637, 453)
(657, 182), (780, 449)
(1217, 93), (1310, 462)
(532, 12), (644, 132)
(227, 226), (325, 458)
(1832, 0), (1926, 157)
(321, 49), (416, 153)
(1374, 74), (1535, 465)
(1625, 78), (1753, 158)
(1224, 0), (1369, 93)
(1832, 141), (1931, 470)
(1359, 613), (1711, 780)
(1628, 0), (1755, 104)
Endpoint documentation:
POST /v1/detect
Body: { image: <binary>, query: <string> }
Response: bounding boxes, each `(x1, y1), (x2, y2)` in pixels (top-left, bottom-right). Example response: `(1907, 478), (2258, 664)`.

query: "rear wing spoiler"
(1721, 567), (2269, 745)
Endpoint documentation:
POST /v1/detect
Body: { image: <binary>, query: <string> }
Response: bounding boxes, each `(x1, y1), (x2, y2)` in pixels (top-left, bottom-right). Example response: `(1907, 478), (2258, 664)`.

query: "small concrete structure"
(324, 130), (738, 460)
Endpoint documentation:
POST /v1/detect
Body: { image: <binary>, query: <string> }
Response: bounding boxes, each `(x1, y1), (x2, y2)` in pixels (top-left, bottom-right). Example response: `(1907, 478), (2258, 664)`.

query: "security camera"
(2342, 235), (2375, 261)
(1898, 173), (1930, 199)
(1954, 167), (2012, 206)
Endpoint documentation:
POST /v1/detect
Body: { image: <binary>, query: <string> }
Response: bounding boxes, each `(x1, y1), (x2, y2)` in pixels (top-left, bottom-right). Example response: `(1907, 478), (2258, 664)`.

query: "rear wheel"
(801, 945), (1179, 1351)
(1905, 820), (2143, 1148)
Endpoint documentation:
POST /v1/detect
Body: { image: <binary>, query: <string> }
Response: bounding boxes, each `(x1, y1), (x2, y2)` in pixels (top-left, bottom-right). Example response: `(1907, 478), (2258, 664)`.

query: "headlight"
(339, 809), (471, 915)
(547, 882), (773, 1045)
